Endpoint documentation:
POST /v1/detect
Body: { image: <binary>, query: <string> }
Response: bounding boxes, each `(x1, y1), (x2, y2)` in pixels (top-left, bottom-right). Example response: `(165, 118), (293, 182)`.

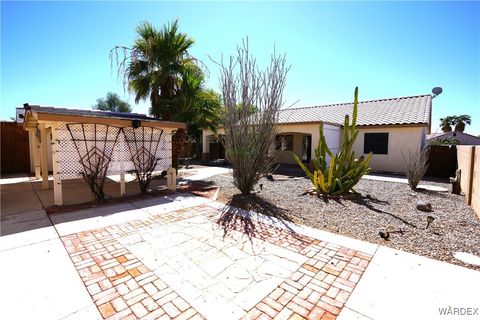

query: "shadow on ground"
(318, 192), (419, 229)
(216, 193), (308, 244)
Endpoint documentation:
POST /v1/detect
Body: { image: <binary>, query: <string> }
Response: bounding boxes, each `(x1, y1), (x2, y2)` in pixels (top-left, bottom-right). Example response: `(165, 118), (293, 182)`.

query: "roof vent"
(432, 87), (443, 98)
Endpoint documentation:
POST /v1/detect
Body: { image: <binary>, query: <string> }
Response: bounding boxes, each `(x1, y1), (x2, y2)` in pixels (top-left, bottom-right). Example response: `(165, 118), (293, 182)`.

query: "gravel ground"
(200, 173), (480, 271)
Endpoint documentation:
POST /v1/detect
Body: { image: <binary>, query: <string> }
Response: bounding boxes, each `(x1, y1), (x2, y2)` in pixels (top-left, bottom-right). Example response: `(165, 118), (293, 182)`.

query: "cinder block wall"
(457, 145), (479, 219)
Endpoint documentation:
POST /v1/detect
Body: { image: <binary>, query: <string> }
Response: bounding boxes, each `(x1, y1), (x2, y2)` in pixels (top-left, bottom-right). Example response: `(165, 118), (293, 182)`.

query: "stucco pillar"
(40, 124), (49, 189)
(167, 167), (176, 190)
(30, 129), (41, 179)
(50, 124), (63, 205)
(202, 131), (210, 161)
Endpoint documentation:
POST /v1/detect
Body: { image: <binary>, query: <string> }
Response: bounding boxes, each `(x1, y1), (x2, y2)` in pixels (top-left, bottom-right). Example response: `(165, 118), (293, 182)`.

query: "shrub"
(218, 39), (289, 195)
(402, 147), (429, 190)
(293, 87), (372, 196)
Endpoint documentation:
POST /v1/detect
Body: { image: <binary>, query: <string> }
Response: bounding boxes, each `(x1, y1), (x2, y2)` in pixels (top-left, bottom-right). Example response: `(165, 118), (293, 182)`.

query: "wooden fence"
(1, 122), (31, 174)
(425, 145), (457, 178)
(457, 145), (480, 219)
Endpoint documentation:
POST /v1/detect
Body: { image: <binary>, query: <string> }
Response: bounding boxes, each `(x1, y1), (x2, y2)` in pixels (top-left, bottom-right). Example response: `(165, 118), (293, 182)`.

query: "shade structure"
(21, 105), (186, 205)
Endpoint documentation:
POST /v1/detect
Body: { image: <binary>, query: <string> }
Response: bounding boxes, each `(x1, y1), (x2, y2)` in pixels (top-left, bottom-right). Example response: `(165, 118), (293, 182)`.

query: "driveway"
(1, 175), (479, 320)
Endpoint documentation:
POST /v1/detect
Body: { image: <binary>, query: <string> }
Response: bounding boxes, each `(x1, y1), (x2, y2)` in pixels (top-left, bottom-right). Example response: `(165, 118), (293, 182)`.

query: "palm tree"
(439, 116), (454, 132)
(452, 114), (471, 132)
(111, 19), (195, 120)
(111, 20), (222, 164)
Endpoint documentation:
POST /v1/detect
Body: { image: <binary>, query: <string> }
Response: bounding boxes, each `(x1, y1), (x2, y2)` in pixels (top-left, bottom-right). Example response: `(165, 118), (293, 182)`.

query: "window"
(276, 135), (293, 151)
(364, 133), (389, 154)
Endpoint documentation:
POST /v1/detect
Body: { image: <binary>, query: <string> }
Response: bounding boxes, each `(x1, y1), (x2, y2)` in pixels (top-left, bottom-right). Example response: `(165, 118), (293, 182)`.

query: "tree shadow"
(216, 193), (309, 245)
(345, 193), (418, 228)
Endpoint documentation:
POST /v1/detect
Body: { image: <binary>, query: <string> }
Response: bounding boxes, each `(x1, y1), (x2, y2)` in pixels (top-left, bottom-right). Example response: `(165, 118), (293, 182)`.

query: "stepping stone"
(417, 185), (448, 192)
(453, 252), (480, 266)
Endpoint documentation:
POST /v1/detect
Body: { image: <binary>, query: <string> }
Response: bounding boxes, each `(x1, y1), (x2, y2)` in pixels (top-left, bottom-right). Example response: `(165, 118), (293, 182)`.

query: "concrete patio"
(1, 173), (479, 320)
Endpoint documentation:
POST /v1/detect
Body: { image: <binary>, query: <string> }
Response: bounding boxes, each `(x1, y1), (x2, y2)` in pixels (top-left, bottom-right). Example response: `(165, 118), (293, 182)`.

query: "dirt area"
(199, 173), (480, 271)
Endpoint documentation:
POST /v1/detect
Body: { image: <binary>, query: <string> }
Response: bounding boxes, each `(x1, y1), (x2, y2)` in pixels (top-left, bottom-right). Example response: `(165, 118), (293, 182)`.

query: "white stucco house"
(202, 94), (433, 174)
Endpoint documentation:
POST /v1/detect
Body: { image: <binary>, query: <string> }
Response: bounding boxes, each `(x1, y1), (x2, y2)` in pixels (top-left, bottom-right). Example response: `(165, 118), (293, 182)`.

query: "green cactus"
(293, 87), (372, 196)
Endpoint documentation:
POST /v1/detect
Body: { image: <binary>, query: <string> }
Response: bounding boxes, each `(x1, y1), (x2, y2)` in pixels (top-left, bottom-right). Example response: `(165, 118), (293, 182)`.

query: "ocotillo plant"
(293, 87), (372, 195)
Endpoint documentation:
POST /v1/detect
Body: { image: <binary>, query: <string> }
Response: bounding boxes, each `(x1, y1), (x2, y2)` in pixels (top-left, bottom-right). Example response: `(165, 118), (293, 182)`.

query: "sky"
(2, 1), (479, 135)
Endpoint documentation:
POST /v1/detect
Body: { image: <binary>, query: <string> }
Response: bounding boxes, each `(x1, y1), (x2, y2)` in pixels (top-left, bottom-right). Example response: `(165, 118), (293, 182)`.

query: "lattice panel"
(56, 123), (171, 180)
(122, 127), (171, 174)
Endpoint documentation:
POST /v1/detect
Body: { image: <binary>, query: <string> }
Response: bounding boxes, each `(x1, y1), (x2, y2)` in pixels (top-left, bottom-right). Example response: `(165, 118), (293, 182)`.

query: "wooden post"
(31, 129), (41, 179)
(167, 167), (176, 190)
(50, 124), (63, 205)
(120, 171), (126, 196)
(40, 123), (49, 189)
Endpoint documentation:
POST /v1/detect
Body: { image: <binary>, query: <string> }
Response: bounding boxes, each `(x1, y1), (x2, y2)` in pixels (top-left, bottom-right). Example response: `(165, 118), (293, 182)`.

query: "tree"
(176, 64), (222, 137)
(93, 92), (132, 112)
(111, 20), (222, 163)
(452, 114), (471, 132)
(111, 19), (195, 120)
(428, 138), (459, 145)
(439, 116), (454, 132)
(217, 39), (289, 195)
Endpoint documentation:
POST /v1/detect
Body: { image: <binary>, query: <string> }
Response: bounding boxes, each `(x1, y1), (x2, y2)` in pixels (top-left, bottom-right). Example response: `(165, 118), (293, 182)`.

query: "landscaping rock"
(202, 174), (480, 271)
(416, 200), (432, 212)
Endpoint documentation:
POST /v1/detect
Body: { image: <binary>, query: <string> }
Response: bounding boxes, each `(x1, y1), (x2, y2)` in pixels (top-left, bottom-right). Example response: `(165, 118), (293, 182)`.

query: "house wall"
(202, 124), (427, 173)
(275, 132), (304, 165)
(202, 123), (342, 164)
(276, 123), (341, 164)
(351, 126), (426, 173)
(456, 145), (480, 219)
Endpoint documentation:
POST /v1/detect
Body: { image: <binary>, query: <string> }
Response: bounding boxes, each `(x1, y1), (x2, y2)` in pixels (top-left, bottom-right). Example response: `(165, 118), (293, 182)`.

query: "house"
(427, 131), (480, 145)
(202, 94), (433, 174)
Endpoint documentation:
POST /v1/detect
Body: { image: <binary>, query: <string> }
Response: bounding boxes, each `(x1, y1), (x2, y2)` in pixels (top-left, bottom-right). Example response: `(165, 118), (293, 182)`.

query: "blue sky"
(2, 1), (479, 134)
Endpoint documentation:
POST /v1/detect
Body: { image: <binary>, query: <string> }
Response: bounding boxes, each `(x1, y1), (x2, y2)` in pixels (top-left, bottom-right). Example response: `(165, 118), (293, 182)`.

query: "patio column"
(120, 171), (126, 197)
(31, 129), (41, 179)
(202, 131), (210, 161)
(40, 123), (49, 189)
(50, 124), (63, 206)
(167, 167), (176, 190)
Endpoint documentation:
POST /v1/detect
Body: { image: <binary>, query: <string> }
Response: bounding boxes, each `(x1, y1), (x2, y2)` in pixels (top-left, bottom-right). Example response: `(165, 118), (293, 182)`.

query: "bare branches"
(218, 39), (290, 194)
(402, 147), (429, 190)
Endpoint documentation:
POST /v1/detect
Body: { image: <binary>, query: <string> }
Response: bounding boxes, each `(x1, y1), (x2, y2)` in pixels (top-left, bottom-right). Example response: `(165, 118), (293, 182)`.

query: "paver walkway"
(61, 203), (371, 320)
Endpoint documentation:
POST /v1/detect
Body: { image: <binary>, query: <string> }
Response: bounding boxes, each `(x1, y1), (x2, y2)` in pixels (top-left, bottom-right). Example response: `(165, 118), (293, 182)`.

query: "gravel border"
(200, 173), (480, 271)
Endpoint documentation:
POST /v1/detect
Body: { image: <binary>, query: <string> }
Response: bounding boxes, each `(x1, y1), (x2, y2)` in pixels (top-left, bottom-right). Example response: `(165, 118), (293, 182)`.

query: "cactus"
(293, 87), (372, 196)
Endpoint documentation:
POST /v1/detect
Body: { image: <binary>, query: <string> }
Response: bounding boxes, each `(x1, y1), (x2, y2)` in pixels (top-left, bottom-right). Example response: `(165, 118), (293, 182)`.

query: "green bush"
(293, 87), (372, 195)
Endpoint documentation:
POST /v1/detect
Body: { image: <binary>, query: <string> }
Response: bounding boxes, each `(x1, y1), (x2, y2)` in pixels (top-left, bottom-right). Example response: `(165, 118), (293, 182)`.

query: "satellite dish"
(432, 87), (443, 95)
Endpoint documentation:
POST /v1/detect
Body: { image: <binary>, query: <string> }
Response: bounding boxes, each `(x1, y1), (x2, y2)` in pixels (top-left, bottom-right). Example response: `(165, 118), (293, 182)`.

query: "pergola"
(22, 105), (186, 206)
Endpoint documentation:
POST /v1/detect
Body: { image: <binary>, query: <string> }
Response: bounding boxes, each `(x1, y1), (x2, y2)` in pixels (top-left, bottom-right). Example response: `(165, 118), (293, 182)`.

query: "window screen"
(364, 133), (389, 154)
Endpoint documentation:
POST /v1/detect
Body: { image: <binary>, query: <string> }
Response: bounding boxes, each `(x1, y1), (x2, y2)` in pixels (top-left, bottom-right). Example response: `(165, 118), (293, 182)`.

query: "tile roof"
(279, 94), (432, 126)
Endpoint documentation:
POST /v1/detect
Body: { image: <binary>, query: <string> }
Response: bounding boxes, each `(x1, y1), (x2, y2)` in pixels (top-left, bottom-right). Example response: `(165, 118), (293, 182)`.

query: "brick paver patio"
(61, 204), (372, 320)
